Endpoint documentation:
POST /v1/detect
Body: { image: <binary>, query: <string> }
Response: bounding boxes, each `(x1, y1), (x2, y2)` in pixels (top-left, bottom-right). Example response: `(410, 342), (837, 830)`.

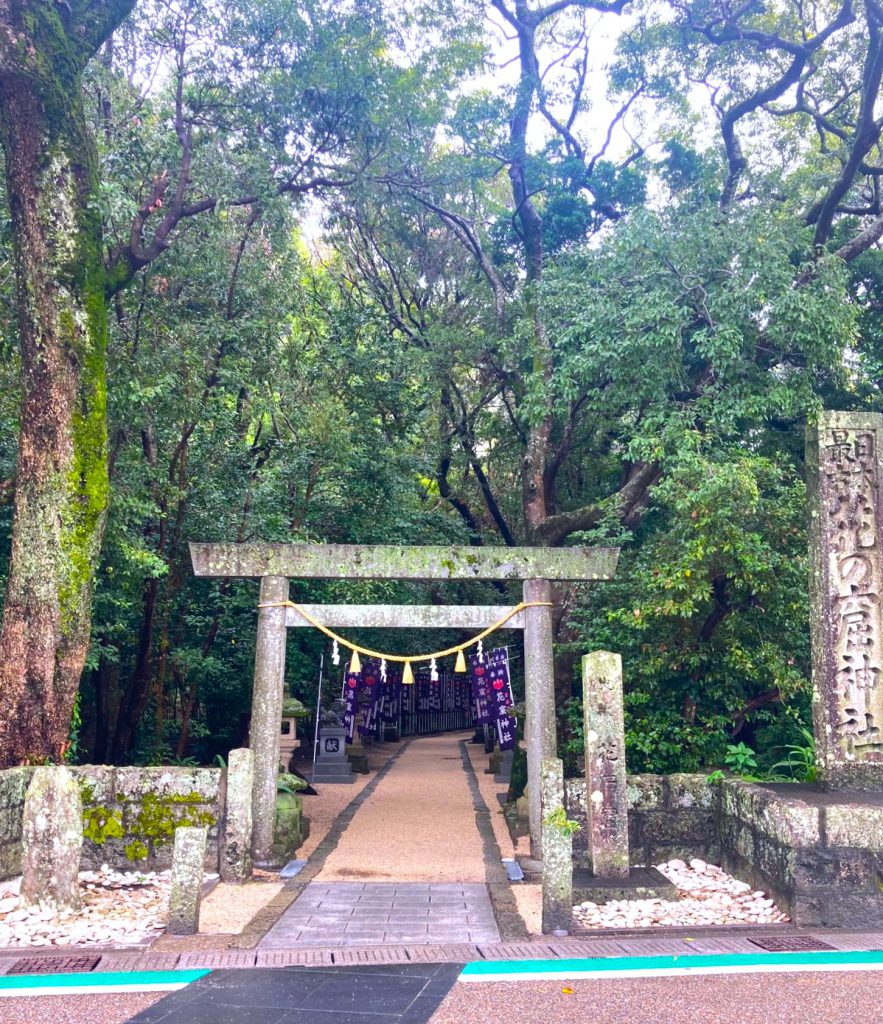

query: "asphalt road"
(431, 971), (883, 1024)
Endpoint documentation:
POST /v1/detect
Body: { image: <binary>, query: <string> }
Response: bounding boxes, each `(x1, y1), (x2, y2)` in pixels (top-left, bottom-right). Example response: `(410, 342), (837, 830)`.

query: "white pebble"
(575, 862), (786, 931)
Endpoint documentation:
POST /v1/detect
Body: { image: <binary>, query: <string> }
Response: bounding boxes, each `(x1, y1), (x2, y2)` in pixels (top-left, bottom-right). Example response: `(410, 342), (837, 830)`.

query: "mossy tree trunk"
(0, 0), (135, 767)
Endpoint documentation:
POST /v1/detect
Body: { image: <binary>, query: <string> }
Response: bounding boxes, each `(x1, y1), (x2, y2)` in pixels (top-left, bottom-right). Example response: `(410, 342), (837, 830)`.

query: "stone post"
(19, 766), (82, 912)
(807, 412), (883, 791)
(168, 826), (208, 935)
(221, 748), (254, 884)
(524, 578), (556, 860)
(583, 651), (629, 877)
(540, 757), (573, 934)
(251, 575), (289, 864)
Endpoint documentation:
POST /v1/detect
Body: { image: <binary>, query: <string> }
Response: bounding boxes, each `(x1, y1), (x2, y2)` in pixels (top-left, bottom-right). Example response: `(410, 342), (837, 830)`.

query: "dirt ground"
(297, 741), (398, 861)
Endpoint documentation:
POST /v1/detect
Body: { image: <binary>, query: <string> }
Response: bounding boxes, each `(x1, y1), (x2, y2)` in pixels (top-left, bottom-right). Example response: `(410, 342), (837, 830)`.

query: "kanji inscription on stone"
(582, 651), (629, 876)
(808, 412), (883, 790)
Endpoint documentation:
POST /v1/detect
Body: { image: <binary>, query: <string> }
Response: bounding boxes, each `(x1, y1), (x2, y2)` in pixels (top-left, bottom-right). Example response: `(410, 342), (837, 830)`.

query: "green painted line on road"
(0, 968), (210, 997)
(460, 949), (883, 982)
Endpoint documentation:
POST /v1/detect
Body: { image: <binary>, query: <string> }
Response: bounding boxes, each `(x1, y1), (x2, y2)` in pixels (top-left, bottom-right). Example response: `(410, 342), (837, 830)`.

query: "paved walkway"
(260, 883), (499, 948)
(261, 733), (501, 949)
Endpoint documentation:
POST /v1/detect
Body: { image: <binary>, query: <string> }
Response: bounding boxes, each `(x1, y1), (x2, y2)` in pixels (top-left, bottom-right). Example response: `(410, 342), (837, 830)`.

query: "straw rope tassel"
(454, 649), (467, 674)
(349, 649), (361, 674)
(402, 661), (414, 685)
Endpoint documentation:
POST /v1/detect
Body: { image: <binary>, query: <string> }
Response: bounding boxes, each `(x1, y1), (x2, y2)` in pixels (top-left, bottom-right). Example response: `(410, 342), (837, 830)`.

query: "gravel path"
(298, 742), (398, 861)
(317, 732), (489, 883)
(199, 879), (284, 934)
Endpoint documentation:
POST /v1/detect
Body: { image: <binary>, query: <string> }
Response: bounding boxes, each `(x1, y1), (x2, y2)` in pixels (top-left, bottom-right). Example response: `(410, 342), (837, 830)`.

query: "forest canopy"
(0, 0), (881, 774)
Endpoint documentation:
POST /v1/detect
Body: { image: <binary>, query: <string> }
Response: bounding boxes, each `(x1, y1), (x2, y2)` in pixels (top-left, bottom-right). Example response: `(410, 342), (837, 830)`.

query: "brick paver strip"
(407, 944), (481, 962)
(332, 946), (414, 964)
(616, 938), (699, 955)
(683, 937), (765, 954)
(824, 932), (883, 951)
(94, 955), (154, 972)
(7, 930), (883, 975)
(130, 954), (185, 971)
(478, 943), (558, 959)
(255, 949), (335, 966)
(177, 951), (258, 968)
(548, 939), (629, 957)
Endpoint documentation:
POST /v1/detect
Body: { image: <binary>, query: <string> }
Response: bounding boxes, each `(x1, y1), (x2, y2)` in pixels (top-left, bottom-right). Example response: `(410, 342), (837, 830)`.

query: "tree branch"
(535, 460), (660, 545)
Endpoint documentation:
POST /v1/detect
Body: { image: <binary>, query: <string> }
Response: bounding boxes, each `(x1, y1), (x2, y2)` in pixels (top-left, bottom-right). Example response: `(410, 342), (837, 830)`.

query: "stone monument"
(540, 757), (573, 934)
(220, 747), (253, 884)
(19, 766), (83, 912)
(168, 826), (208, 935)
(582, 651), (629, 876)
(808, 411), (883, 790)
(312, 705), (355, 784)
(573, 651), (679, 905)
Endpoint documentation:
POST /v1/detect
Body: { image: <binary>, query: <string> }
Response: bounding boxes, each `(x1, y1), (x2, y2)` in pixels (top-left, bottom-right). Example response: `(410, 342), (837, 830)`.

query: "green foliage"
(65, 691), (82, 764)
(277, 772), (308, 795)
(768, 728), (818, 784)
(724, 742), (759, 776)
(2, 0), (880, 777)
(543, 806), (581, 837)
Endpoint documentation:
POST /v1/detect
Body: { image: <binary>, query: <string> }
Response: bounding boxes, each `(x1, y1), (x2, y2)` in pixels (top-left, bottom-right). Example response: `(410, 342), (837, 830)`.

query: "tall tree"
(0, 0), (136, 764)
(0, 0), (482, 765)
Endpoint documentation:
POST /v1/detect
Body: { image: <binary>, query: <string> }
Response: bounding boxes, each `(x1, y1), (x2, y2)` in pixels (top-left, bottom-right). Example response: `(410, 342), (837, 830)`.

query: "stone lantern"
(279, 695), (310, 772)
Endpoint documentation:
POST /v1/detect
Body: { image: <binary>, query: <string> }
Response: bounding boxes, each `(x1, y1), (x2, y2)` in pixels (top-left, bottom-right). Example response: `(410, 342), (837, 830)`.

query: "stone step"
(312, 768), (356, 783)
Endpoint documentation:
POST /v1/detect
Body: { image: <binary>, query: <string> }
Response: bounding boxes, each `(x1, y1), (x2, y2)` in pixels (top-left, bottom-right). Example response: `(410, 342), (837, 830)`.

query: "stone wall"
(0, 765), (224, 880)
(720, 780), (883, 928)
(565, 773), (718, 869)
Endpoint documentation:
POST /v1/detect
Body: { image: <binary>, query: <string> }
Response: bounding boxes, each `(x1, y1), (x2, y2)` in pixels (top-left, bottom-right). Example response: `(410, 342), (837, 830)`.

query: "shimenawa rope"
(256, 598), (552, 680)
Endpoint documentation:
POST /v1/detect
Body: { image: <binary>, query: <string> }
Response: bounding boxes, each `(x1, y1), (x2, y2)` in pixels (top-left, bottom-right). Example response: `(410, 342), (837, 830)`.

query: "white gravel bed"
(573, 858), (791, 929)
(0, 865), (217, 947)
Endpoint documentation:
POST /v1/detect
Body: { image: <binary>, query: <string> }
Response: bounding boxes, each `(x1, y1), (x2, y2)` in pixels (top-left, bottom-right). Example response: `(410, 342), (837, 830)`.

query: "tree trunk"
(0, 8), (120, 766)
(110, 577), (159, 763)
(91, 657), (118, 764)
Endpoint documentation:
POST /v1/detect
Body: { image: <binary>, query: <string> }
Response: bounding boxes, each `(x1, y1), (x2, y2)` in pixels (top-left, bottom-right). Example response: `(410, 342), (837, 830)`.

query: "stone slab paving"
(125, 963), (463, 1024)
(260, 882), (501, 948)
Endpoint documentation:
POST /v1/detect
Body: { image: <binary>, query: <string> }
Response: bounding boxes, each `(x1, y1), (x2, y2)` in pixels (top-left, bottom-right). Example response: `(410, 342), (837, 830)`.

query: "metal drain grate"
(749, 936), (836, 953)
(8, 955), (100, 975)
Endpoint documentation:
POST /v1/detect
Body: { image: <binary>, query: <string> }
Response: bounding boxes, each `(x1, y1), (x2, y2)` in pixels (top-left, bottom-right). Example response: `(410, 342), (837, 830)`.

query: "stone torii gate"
(190, 542), (619, 866)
